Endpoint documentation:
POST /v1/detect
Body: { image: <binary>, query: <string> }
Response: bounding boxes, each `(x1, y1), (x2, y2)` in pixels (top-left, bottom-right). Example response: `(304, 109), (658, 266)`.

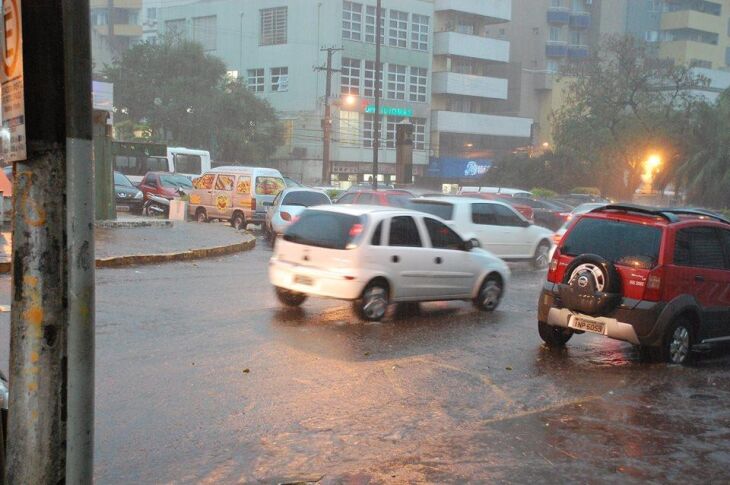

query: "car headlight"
(134, 191), (143, 199)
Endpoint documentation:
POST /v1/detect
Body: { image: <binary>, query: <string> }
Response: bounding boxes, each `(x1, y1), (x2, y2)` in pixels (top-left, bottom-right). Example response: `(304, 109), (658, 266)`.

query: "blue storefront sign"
(427, 157), (493, 179)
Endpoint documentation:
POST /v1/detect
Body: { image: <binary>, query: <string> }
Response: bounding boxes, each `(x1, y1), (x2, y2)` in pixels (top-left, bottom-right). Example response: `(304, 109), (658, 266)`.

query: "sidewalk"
(0, 215), (256, 271)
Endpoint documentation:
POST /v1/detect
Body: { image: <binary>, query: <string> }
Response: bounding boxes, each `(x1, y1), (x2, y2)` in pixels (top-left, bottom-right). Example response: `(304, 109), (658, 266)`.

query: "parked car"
(138, 172), (192, 200)
(335, 189), (415, 208)
(538, 204), (730, 364)
(409, 197), (554, 268)
(552, 193), (611, 207)
(113, 171), (144, 213)
(265, 187), (332, 242)
(283, 176), (304, 188)
(188, 166), (285, 228)
(459, 192), (535, 223)
(269, 205), (510, 321)
(550, 202), (607, 248)
(458, 186), (532, 198)
(507, 198), (571, 231)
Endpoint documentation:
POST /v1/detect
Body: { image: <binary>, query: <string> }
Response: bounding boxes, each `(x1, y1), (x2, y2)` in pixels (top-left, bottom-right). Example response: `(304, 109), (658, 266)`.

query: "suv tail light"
(547, 249), (560, 283)
(643, 267), (664, 301)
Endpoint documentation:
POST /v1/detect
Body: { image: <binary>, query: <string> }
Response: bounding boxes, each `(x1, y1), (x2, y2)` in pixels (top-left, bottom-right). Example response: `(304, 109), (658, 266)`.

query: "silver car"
(264, 187), (331, 244)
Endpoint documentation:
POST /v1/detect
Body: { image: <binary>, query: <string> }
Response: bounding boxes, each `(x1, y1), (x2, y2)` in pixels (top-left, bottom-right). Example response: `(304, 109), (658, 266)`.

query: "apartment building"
(90, 0), (144, 52)
(504, 0), (629, 146)
(428, 0), (532, 181)
(157, 0), (530, 185)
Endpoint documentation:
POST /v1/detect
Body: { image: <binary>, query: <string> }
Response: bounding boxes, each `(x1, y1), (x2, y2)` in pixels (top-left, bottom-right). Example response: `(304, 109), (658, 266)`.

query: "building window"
(457, 20), (475, 35)
(689, 58), (712, 69)
(165, 19), (186, 36)
(342, 1), (363, 41)
(549, 26), (562, 42)
(387, 64), (406, 100)
(192, 16), (216, 51)
(339, 111), (360, 146)
(365, 5), (385, 44)
(260, 7), (287, 46)
(570, 30), (584, 45)
(409, 67), (427, 102)
(91, 10), (109, 26)
(247, 68), (265, 92)
(147, 8), (157, 21)
(271, 67), (288, 92)
(341, 58), (361, 95)
(453, 58), (477, 75)
(364, 60), (383, 97)
(388, 10), (408, 48)
(546, 60), (560, 73)
(411, 14), (429, 50)
(412, 117), (425, 150)
(363, 113), (375, 147)
(644, 30), (659, 42)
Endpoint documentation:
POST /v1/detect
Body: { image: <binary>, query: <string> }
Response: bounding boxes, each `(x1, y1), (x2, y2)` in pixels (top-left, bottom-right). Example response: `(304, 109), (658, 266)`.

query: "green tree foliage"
(674, 89), (730, 208)
(552, 36), (704, 200)
(102, 36), (282, 163)
(483, 151), (593, 193)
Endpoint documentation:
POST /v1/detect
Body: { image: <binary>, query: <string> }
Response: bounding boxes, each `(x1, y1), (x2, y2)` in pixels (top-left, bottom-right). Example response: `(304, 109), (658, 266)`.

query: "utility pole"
(372, 0), (382, 190)
(315, 46), (342, 185)
(6, 0), (95, 483)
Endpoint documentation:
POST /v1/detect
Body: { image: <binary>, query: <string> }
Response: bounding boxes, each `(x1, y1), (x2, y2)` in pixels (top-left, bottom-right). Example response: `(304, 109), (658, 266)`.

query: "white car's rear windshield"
(409, 201), (454, 220)
(284, 210), (363, 250)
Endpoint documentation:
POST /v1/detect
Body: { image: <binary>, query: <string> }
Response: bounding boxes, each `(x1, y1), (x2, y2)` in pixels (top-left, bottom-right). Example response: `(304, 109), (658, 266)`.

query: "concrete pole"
(64, 0), (95, 481)
(6, 0), (94, 483)
(322, 48), (333, 185)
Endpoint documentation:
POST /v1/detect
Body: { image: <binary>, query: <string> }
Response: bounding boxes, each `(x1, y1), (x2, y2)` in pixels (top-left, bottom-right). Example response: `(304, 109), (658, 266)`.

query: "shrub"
(571, 186), (602, 196)
(531, 187), (557, 198)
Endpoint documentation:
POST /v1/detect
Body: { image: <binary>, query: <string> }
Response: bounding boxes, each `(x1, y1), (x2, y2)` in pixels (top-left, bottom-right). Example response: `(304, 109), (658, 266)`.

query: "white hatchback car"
(409, 197), (554, 269)
(269, 206), (510, 321)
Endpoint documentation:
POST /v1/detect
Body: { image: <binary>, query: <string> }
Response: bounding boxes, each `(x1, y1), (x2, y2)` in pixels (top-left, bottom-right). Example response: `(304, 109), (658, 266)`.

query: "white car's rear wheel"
(275, 287), (307, 307)
(354, 281), (389, 321)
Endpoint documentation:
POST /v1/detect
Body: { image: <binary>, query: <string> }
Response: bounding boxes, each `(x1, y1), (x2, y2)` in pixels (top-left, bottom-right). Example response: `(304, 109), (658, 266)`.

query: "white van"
(188, 166), (285, 228)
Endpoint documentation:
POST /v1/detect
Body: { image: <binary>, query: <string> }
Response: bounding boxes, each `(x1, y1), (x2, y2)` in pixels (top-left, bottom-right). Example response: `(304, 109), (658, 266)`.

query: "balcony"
(569, 12), (591, 29)
(434, 31), (510, 62)
(567, 44), (589, 59)
(661, 9), (724, 34)
(545, 41), (568, 57)
(431, 111), (532, 138)
(93, 24), (143, 37)
(434, 0), (511, 23)
(547, 7), (570, 24)
(432, 72), (508, 100)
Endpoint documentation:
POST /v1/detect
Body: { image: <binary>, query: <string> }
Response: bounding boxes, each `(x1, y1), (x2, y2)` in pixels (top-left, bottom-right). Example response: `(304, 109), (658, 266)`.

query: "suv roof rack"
(589, 204), (678, 222)
(589, 204), (730, 225)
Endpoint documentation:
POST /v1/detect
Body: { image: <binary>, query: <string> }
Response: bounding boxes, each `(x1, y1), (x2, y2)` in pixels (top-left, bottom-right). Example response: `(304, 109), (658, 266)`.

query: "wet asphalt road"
(2, 235), (730, 483)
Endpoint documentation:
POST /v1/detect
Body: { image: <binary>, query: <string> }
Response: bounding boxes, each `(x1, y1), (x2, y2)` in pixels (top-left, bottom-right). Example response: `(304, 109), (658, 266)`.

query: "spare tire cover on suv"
(558, 254), (621, 315)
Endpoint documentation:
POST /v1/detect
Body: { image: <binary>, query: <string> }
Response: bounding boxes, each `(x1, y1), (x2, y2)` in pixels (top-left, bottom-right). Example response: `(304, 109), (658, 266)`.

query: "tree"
(674, 89), (730, 208)
(102, 36), (282, 163)
(552, 35), (705, 199)
(483, 151), (593, 193)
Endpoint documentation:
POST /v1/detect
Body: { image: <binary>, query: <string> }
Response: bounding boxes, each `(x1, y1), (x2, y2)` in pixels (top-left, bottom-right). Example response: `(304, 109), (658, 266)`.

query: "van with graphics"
(188, 166), (285, 229)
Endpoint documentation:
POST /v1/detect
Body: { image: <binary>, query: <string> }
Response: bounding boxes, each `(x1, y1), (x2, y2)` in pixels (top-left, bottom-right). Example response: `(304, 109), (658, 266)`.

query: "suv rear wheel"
(538, 321), (574, 347)
(661, 317), (694, 365)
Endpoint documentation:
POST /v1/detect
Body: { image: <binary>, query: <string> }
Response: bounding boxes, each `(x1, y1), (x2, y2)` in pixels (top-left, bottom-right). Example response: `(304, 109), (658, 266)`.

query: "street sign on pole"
(0, 0), (26, 162)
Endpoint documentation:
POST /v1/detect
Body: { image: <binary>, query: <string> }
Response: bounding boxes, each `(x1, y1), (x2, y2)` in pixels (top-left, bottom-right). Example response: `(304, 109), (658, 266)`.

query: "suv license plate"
(294, 275), (313, 286)
(569, 316), (606, 335)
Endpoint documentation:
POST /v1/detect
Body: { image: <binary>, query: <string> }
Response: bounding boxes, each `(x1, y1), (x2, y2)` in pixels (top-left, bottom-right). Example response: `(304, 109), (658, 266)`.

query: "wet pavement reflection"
(6, 236), (724, 484)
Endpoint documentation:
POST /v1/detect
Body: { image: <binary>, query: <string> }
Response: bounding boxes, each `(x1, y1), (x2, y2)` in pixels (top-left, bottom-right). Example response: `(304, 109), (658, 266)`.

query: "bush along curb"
(0, 237), (255, 273)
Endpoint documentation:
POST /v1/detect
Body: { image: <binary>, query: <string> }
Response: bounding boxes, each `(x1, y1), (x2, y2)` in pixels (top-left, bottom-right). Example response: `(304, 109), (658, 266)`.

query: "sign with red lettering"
(1, 0), (25, 162)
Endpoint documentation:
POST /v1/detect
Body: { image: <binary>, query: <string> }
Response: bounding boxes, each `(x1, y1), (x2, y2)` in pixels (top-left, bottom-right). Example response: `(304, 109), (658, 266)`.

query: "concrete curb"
(95, 219), (173, 229)
(0, 236), (256, 273)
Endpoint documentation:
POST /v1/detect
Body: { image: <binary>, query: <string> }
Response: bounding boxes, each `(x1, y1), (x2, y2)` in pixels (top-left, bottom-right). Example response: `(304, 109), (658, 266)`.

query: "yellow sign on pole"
(1, 0), (25, 162)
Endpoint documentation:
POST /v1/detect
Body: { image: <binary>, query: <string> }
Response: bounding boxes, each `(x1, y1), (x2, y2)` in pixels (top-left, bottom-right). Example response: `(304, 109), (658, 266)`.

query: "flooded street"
(33, 239), (725, 483)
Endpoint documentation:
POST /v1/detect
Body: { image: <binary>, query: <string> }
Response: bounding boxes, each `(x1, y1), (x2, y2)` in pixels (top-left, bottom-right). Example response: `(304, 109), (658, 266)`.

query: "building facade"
(90, 0), (144, 52)
(157, 0), (531, 186)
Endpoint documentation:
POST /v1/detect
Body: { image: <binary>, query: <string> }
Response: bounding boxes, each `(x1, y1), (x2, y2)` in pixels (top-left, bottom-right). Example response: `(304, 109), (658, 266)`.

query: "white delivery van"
(188, 166), (285, 229)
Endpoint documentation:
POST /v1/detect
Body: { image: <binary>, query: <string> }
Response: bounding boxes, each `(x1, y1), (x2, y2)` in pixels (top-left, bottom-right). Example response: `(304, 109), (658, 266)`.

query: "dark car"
(538, 204), (730, 365)
(114, 171), (144, 213)
(508, 198), (571, 231)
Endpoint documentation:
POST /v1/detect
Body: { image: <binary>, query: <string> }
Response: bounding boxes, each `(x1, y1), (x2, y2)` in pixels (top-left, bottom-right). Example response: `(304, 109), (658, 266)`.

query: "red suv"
(538, 204), (730, 364)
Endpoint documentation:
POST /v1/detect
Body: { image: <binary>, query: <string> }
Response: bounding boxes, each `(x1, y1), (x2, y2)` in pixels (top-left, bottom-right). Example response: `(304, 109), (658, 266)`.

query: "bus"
(111, 142), (211, 183)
